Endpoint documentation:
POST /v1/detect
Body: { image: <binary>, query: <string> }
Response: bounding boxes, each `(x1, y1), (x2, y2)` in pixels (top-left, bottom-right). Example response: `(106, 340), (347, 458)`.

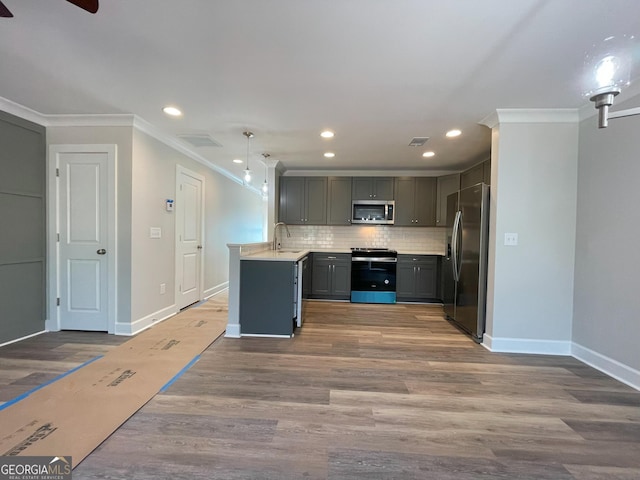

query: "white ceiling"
(1, 0), (639, 183)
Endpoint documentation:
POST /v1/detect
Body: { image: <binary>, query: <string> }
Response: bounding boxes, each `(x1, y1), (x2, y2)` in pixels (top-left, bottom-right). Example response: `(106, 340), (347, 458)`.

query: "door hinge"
(57, 233), (60, 242)
(56, 297), (60, 306)
(178, 284), (182, 292)
(56, 168), (60, 177)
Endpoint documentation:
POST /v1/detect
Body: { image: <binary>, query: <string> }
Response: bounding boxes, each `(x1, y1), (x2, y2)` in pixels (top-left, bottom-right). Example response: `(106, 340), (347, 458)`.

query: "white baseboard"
(241, 333), (292, 338)
(572, 342), (640, 391)
(482, 334), (572, 355)
(225, 324), (241, 338)
(204, 282), (228, 300)
(45, 318), (59, 332)
(0, 330), (46, 348)
(115, 304), (179, 336)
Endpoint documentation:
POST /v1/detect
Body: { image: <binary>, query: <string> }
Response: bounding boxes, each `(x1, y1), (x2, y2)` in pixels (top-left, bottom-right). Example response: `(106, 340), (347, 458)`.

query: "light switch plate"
(150, 227), (162, 239)
(504, 232), (518, 246)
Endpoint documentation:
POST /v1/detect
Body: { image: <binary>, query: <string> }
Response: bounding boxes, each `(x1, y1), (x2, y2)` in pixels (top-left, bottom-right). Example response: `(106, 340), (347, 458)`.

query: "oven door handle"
(351, 257), (397, 263)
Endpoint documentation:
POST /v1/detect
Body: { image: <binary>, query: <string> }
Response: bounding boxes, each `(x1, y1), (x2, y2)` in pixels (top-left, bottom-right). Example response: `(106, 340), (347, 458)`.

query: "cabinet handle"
(328, 256), (337, 259)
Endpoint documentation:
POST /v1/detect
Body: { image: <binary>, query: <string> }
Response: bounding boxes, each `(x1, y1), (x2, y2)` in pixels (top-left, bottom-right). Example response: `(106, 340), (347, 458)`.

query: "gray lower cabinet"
(240, 260), (296, 336)
(327, 176), (352, 225)
(310, 253), (351, 299)
(396, 255), (440, 301)
(279, 176), (327, 225)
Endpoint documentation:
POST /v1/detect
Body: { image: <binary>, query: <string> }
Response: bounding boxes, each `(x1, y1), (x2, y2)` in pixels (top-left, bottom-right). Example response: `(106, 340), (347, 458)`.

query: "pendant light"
(243, 131), (254, 183)
(261, 153), (270, 195)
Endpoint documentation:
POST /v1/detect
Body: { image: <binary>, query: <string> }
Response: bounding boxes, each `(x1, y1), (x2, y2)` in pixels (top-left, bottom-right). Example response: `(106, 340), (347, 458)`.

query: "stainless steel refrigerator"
(443, 183), (489, 343)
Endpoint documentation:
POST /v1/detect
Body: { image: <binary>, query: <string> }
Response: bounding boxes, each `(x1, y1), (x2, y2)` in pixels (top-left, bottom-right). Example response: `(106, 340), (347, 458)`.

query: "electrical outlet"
(160, 283), (166, 294)
(504, 232), (518, 246)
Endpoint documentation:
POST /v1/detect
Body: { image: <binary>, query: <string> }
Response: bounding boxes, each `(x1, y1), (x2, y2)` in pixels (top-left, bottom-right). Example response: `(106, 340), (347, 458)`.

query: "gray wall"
(130, 129), (264, 323)
(485, 112), (578, 352)
(47, 126), (134, 330)
(573, 94), (640, 372)
(0, 111), (46, 344)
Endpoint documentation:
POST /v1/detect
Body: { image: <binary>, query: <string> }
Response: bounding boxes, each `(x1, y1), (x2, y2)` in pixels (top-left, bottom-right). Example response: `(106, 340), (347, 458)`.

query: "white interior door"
(56, 148), (114, 331)
(176, 166), (204, 309)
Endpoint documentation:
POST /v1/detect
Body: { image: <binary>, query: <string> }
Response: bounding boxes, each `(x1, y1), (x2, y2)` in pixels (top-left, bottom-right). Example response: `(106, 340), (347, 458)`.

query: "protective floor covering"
(0, 301), (228, 468)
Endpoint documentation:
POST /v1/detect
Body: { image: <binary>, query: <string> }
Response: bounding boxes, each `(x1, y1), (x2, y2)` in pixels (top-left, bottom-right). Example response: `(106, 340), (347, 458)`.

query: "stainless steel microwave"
(352, 200), (395, 225)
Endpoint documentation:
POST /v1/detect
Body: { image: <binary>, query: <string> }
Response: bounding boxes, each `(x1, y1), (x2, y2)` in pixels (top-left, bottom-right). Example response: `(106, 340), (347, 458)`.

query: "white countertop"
(241, 248), (443, 261)
(241, 249), (311, 262)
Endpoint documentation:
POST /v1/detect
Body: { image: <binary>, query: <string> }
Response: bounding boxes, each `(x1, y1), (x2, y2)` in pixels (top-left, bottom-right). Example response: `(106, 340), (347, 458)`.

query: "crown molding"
(131, 116), (255, 190)
(480, 109), (579, 129)
(282, 169), (460, 177)
(0, 96), (49, 126)
(47, 113), (136, 127)
(0, 97), (262, 195)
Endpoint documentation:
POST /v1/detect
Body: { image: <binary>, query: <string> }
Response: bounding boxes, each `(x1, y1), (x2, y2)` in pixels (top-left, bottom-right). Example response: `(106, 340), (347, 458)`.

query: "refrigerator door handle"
(455, 213), (463, 281)
(451, 210), (462, 282)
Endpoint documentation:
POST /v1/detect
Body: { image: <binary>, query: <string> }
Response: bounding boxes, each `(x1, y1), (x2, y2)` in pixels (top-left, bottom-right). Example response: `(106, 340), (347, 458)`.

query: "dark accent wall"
(0, 111), (46, 344)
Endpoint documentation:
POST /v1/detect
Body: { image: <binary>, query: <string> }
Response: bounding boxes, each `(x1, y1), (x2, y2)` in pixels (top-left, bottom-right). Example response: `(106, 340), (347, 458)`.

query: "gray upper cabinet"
(460, 162), (485, 189)
(327, 176), (352, 225)
(483, 159), (491, 185)
(394, 177), (436, 226)
(352, 177), (394, 200)
(279, 176), (327, 225)
(435, 173), (460, 227)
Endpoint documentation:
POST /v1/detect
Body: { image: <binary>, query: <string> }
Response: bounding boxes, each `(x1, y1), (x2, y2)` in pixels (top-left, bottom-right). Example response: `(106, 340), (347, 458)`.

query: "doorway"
(175, 165), (205, 309)
(48, 145), (117, 332)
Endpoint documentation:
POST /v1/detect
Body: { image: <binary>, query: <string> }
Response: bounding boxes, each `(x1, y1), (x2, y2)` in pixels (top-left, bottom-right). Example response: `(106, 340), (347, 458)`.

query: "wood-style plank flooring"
(2, 299), (640, 479)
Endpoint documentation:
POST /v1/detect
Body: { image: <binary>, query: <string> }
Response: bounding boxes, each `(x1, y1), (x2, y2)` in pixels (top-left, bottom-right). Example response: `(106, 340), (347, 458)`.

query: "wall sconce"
(583, 34), (635, 128)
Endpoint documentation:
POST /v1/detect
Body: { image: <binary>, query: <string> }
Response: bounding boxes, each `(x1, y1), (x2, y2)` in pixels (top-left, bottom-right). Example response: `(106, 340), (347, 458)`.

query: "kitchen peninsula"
(226, 241), (444, 338)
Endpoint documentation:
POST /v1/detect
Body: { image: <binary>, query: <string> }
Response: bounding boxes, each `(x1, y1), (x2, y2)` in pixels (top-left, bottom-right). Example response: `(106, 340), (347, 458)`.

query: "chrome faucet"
(273, 222), (291, 250)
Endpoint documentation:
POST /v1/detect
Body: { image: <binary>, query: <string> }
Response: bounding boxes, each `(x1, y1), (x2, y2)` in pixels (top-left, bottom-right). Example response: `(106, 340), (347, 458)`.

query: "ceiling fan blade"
(0, 0), (14, 17)
(66, 0), (99, 14)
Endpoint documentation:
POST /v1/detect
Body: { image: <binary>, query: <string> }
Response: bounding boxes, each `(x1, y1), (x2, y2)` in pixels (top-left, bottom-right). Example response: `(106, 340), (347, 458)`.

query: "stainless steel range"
(350, 248), (397, 304)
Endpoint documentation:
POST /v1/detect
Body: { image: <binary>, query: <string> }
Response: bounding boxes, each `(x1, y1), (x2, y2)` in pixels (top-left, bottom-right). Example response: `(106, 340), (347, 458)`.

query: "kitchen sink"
(276, 249), (301, 253)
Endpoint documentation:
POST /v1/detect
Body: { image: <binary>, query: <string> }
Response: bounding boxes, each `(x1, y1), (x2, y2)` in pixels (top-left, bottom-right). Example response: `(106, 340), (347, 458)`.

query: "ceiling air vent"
(177, 134), (223, 148)
(408, 137), (429, 147)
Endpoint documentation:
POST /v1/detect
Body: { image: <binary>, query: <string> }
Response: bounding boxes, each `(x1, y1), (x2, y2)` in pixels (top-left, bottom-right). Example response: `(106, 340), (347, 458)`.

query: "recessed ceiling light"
(232, 159), (243, 164)
(162, 106), (182, 117)
(320, 130), (335, 138)
(422, 151), (435, 158)
(446, 129), (462, 138)
(324, 152), (335, 158)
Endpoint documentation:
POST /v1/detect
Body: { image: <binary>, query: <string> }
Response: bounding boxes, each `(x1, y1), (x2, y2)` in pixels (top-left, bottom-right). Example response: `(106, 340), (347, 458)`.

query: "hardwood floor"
(2, 300), (640, 479)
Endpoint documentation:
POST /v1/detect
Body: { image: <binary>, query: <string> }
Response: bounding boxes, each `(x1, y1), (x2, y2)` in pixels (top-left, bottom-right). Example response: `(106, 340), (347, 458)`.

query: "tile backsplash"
(280, 225), (447, 253)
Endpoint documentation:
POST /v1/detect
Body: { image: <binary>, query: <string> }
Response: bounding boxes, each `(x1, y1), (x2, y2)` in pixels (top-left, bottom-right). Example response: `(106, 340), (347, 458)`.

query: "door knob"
(197, 245), (203, 250)
(97, 249), (107, 255)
